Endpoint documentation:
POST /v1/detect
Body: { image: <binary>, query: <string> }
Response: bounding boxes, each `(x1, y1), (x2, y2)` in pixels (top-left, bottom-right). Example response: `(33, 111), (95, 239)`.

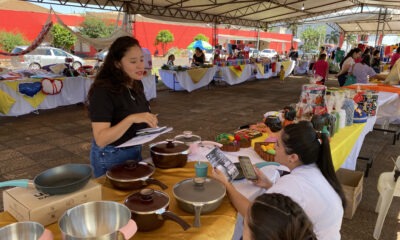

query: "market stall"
(219, 64), (254, 85)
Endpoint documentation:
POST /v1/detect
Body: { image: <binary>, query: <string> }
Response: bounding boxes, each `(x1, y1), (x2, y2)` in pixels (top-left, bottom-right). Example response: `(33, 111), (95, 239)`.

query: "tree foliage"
(51, 23), (77, 50)
(326, 31), (339, 44)
(0, 30), (27, 52)
(345, 34), (357, 49)
(193, 34), (209, 42)
(300, 26), (326, 52)
(79, 17), (114, 38)
(154, 30), (174, 56)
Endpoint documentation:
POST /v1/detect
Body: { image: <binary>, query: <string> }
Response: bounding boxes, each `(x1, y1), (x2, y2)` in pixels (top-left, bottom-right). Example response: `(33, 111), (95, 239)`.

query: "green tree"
(79, 17), (114, 38)
(51, 24), (77, 50)
(326, 31), (339, 44)
(154, 30), (174, 56)
(300, 27), (320, 52)
(193, 34), (209, 42)
(0, 31), (27, 52)
(345, 34), (357, 51)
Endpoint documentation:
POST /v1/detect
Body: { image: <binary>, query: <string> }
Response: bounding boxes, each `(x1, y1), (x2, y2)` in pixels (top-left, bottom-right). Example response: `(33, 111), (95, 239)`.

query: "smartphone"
(238, 156), (258, 181)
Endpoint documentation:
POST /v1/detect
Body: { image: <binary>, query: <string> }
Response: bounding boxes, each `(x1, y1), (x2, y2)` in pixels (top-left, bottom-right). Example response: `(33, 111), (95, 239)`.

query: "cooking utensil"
(174, 131), (222, 154)
(0, 164), (92, 195)
(124, 188), (191, 232)
(59, 201), (137, 240)
(173, 178), (226, 227)
(150, 139), (189, 168)
(106, 160), (167, 190)
(0, 221), (53, 240)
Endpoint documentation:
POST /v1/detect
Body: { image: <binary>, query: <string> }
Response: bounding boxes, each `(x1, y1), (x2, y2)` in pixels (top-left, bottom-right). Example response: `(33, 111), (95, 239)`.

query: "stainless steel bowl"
(59, 201), (136, 240)
(0, 221), (52, 240)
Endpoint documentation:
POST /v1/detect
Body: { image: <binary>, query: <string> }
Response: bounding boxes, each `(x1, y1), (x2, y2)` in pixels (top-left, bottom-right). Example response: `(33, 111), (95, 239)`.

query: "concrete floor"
(0, 74), (399, 239)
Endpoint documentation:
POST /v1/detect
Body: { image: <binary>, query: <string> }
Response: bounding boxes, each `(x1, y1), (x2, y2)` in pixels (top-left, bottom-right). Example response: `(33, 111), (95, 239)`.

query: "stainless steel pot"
(173, 178), (226, 227)
(0, 221), (53, 240)
(149, 139), (189, 168)
(58, 201), (137, 240)
(174, 131), (222, 154)
(124, 188), (191, 232)
(106, 160), (167, 190)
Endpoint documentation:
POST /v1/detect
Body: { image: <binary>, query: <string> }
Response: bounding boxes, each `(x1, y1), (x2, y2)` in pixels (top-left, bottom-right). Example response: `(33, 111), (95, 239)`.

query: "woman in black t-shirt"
(87, 36), (158, 177)
(192, 47), (205, 66)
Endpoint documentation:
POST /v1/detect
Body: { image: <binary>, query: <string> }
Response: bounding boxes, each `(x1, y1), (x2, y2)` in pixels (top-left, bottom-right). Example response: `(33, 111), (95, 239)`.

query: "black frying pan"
(0, 164), (93, 195)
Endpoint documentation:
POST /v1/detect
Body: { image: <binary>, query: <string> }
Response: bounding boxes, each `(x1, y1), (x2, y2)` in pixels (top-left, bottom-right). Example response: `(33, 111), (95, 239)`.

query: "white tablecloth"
(142, 74), (157, 101)
(219, 64), (254, 85)
(374, 88), (400, 125)
(158, 67), (218, 92)
(274, 61), (296, 78)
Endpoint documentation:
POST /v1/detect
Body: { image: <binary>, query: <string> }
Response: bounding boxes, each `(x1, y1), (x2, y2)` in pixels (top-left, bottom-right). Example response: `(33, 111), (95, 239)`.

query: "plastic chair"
(373, 169), (400, 239)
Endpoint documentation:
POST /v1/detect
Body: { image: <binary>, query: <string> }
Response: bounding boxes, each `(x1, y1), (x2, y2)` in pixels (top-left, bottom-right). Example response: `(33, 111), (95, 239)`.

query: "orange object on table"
(344, 84), (400, 95)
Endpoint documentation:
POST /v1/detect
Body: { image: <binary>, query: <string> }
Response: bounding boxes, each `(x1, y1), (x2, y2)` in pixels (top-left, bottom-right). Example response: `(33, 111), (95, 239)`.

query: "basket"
(239, 139), (251, 148)
(220, 142), (240, 152)
(254, 142), (275, 161)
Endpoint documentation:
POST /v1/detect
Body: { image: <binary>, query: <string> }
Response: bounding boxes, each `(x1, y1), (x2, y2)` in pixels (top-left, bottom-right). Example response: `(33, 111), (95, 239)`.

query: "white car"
(259, 49), (278, 58)
(11, 46), (85, 70)
(204, 49), (214, 63)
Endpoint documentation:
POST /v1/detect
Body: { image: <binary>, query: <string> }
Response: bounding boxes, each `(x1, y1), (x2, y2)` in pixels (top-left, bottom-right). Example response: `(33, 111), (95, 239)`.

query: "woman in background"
(167, 54), (175, 66)
(352, 54), (376, 83)
(312, 53), (329, 85)
(192, 47), (205, 66)
(336, 48), (362, 86)
(371, 50), (381, 73)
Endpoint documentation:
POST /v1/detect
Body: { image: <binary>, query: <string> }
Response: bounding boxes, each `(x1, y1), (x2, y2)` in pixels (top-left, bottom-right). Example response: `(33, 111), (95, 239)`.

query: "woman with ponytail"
(213, 121), (345, 240)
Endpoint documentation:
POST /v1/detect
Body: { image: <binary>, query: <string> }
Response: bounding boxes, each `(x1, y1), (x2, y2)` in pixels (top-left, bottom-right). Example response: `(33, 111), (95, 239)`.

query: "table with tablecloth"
(158, 67), (218, 92)
(218, 64), (254, 85)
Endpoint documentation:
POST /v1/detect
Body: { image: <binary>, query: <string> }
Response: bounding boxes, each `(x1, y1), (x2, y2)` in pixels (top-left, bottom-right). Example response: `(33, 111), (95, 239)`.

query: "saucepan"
(0, 164), (92, 195)
(174, 131), (222, 154)
(59, 201), (137, 240)
(173, 178), (226, 227)
(0, 221), (53, 240)
(149, 139), (190, 168)
(106, 160), (167, 190)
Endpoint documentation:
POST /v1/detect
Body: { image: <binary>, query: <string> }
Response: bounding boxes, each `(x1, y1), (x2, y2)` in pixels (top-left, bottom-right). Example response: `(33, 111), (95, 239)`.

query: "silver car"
(11, 46), (85, 70)
(259, 48), (278, 58)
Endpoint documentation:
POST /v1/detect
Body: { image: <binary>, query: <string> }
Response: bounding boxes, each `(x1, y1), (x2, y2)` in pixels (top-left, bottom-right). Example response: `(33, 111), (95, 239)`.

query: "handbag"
(344, 74), (356, 86)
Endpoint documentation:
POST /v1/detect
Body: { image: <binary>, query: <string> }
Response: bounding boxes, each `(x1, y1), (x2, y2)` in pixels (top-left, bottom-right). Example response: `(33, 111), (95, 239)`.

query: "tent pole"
(256, 27), (260, 50)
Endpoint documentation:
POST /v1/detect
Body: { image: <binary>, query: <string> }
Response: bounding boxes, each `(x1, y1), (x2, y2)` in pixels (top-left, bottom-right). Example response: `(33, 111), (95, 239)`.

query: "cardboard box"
(3, 180), (101, 226)
(336, 168), (364, 219)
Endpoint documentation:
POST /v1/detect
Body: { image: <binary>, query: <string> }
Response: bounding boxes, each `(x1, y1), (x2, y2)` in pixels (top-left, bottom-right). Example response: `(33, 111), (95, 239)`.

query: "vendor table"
(219, 64), (254, 85)
(158, 67), (218, 92)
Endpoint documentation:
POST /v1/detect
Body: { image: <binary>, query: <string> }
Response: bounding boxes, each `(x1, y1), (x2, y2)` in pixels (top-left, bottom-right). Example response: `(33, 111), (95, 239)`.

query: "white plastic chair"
(373, 157), (400, 239)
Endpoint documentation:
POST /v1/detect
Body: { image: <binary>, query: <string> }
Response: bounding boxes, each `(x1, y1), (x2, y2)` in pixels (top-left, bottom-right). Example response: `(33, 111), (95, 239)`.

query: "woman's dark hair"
(283, 105), (296, 121)
(247, 193), (317, 240)
(361, 54), (371, 66)
(340, 48), (361, 69)
(88, 36), (143, 101)
(168, 54), (175, 61)
(318, 53), (326, 60)
(397, 47), (400, 53)
(373, 49), (380, 56)
(281, 121), (346, 209)
(195, 47), (202, 52)
(264, 116), (282, 132)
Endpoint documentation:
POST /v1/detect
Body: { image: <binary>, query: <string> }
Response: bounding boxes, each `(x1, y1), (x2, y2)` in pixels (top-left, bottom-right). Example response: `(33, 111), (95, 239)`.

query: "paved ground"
(0, 60), (399, 239)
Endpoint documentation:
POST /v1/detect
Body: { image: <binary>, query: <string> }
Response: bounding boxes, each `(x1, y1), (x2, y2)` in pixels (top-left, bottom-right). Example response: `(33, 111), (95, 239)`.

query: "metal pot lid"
(174, 131), (201, 145)
(124, 189), (169, 214)
(106, 160), (154, 181)
(173, 178), (226, 203)
(150, 139), (189, 154)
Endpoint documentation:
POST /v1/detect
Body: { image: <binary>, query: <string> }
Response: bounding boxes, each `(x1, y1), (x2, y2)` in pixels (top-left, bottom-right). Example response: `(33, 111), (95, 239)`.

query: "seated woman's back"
(352, 55), (376, 83)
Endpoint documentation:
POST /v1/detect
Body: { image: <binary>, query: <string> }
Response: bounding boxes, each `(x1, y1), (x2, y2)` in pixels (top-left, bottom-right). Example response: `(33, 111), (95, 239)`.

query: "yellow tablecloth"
(187, 68), (208, 84)
(0, 162), (237, 240)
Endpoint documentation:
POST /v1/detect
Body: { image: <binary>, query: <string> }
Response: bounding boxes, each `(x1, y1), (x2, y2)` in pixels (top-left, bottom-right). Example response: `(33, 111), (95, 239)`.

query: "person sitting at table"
(352, 54), (376, 83)
(263, 115), (282, 142)
(212, 121), (346, 240)
(192, 47), (205, 66)
(336, 47), (362, 86)
(243, 193), (317, 240)
(87, 36), (159, 178)
(371, 49), (381, 73)
(167, 54), (175, 66)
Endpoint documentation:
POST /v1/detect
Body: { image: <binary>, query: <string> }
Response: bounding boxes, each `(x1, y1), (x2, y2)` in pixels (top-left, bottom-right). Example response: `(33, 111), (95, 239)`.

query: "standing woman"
(87, 36), (158, 177)
(312, 53), (329, 85)
(192, 47), (205, 66)
(336, 48), (362, 86)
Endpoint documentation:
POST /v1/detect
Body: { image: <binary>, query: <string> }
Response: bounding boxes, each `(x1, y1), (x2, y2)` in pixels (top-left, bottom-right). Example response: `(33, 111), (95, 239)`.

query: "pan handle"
(118, 219), (138, 239)
(144, 178), (168, 190)
(161, 211), (191, 231)
(0, 179), (30, 188)
(193, 203), (204, 228)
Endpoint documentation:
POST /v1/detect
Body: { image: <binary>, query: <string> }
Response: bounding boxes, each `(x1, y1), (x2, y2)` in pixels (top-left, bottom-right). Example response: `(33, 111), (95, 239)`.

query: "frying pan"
(0, 164), (93, 195)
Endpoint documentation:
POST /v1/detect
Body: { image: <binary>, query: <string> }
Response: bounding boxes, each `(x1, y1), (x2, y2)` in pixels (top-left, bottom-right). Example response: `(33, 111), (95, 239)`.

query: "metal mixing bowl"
(0, 221), (50, 240)
(59, 201), (134, 240)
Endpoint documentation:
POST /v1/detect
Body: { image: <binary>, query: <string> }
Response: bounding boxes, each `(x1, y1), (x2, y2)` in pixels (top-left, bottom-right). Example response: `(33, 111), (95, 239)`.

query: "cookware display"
(174, 131), (222, 154)
(58, 201), (137, 240)
(149, 139), (189, 168)
(124, 188), (191, 232)
(106, 160), (167, 190)
(0, 164), (92, 195)
(173, 178), (226, 227)
(0, 221), (53, 240)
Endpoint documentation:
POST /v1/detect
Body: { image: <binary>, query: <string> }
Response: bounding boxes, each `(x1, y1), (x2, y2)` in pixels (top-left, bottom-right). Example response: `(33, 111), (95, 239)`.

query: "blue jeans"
(90, 140), (142, 178)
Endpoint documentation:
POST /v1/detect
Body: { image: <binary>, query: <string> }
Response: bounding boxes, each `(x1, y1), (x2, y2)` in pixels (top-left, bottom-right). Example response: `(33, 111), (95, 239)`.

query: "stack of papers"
(117, 126), (172, 148)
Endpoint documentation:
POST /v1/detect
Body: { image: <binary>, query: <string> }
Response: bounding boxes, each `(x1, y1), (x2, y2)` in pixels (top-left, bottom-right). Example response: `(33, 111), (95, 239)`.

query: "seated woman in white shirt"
(167, 54), (175, 66)
(352, 54), (376, 83)
(213, 121), (346, 240)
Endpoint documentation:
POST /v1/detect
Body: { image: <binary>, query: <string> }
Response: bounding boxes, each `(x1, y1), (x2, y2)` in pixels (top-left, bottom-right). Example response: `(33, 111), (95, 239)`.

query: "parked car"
(204, 49), (214, 63)
(259, 48), (277, 58)
(11, 46), (85, 70)
(94, 48), (153, 69)
(249, 48), (259, 58)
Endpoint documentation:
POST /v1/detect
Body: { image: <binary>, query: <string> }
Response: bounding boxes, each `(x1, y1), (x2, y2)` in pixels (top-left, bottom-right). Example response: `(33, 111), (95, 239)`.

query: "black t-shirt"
(193, 53), (205, 65)
(89, 83), (150, 146)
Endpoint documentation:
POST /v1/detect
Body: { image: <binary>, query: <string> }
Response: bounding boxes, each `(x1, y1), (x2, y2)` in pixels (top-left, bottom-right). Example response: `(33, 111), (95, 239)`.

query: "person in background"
(263, 115), (282, 142)
(192, 47), (205, 66)
(243, 193), (317, 240)
(390, 46), (400, 70)
(334, 47), (345, 66)
(278, 64), (285, 82)
(87, 36), (158, 177)
(281, 105), (296, 127)
(212, 121), (346, 240)
(352, 54), (377, 83)
(312, 53), (329, 85)
(336, 48), (362, 86)
(319, 46), (327, 55)
(188, 49), (193, 64)
(167, 54), (175, 66)
(371, 49), (381, 73)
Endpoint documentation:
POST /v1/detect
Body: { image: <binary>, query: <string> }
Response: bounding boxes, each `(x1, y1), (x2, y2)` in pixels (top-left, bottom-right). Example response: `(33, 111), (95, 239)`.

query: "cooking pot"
(124, 188), (191, 232)
(0, 221), (53, 240)
(58, 201), (137, 240)
(173, 178), (226, 227)
(106, 160), (167, 190)
(150, 139), (189, 168)
(174, 131), (222, 154)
